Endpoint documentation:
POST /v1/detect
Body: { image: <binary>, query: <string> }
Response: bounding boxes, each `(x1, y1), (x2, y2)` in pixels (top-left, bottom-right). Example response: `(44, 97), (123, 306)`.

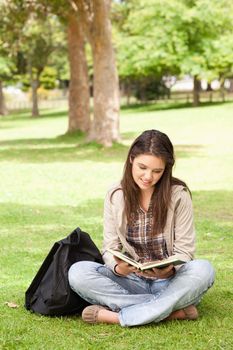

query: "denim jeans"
(68, 259), (215, 327)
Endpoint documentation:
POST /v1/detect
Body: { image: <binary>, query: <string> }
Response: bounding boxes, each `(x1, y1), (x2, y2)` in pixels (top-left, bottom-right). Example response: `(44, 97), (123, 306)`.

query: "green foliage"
(0, 2), (23, 83)
(204, 33), (233, 80)
(134, 77), (170, 101)
(20, 14), (66, 78)
(113, 0), (233, 83)
(0, 56), (16, 81)
(49, 51), (69, 83)
(20, 65), (60, 91)
(179, 0), (233, 79)
(0, 0), (67, 88)
(39, 67), (58, 90)
(114, 0), (186, 78)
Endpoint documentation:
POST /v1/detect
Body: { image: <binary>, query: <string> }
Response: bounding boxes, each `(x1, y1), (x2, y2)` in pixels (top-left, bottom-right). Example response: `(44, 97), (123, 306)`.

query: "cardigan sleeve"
(172, 188), (195, 262)
(102, 188), (122, 270)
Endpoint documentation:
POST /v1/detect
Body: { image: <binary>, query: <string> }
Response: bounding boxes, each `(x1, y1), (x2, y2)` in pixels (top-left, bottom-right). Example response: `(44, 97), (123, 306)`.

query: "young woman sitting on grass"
(68, 129), (215, 327)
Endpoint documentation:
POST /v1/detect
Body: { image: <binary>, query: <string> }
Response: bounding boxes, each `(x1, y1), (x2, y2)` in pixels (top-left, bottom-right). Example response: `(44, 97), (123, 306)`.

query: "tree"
(0, 1), (28, 115)
(75, 0), (120, 146)
(204, 32), (233, 93)
(1, 0), (120, 144)
(40, 0), (91, 133)
(0, 56), (15, 115)
(20, 14), (66, 116)
(114, 1), (184, 85)
(114, 0), (233, 106)
(67, 12), (90, 132)
(39, 0), (120, 145)
(178, 0), (233, 105)
(0, 1), (66, 117)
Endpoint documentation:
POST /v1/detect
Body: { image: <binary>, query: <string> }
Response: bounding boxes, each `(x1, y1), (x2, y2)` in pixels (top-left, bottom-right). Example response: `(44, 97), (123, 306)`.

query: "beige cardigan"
(102, 183), (195, 270)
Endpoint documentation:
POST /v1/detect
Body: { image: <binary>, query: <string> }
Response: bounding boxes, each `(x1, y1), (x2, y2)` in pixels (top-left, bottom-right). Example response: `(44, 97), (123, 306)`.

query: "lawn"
(0, 102), (233, 350)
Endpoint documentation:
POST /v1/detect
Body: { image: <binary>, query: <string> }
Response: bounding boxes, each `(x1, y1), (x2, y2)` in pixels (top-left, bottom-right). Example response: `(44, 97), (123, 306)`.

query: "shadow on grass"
(0, 139), (128, 163)
(2, 99), (233, 123)
(0, 131), (205, 163)
(121, 100), (233, 114)
(191, 190), (233, 261)
(1, 190), (232, 280)
(39, 109), (68, 119)
(2, 190), (232, 257)
(1, 198), (104, 243)
(1, 108), (68, 122)
(1, 198), (104, 278)
(2, 190), (231, 222)
(2, 190), (232, 239)
(1, 109), (31, 119)
(193, 190), (233, 223)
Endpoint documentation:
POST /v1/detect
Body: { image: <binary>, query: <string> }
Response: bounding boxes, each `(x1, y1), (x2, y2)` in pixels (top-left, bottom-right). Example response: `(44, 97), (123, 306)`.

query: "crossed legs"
(68, 259), (215, 326)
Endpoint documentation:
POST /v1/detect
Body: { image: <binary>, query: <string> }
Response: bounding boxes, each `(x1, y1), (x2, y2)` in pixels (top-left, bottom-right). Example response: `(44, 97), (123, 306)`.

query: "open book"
(107, 249), (185, 271)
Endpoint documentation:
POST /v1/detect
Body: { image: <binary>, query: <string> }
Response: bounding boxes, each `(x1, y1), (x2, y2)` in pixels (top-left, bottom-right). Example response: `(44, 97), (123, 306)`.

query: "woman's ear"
(129, 155), (133, 164)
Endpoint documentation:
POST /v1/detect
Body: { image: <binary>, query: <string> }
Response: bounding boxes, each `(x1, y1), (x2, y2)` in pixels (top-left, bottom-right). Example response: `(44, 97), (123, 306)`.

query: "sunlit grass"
(0, 102), (233, 349)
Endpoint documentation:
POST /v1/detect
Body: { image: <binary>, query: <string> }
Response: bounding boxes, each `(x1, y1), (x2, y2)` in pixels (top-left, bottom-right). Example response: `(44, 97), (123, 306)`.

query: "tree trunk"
(206, 82), (212, 91)
(28, 61), (40, 117)
(125, 81), (131, 106)
(31, 79), (40, 117)
(228, 78), (233, 92)
(220, 78), (225, 102)
(193, 75), (201, 107)
(209, 92), (213, 103)
(67, 13), (90, 133)
(0, 80), (7, 116)
(85, 0), (120, 146)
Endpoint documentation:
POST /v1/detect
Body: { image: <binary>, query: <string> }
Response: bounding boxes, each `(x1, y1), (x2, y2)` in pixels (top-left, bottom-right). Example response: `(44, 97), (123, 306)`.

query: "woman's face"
(131, 154), (165, 194)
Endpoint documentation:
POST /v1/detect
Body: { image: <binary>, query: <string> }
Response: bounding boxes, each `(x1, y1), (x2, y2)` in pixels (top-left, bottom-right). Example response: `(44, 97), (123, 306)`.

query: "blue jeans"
(68, 259), (215, 327)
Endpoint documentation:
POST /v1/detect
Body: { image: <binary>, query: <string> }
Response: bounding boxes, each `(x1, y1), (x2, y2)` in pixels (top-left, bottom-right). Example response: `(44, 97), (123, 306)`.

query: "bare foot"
(82, 305), (120, 324)
(97, 309), (120, 324)
(166, 305), (198, 321)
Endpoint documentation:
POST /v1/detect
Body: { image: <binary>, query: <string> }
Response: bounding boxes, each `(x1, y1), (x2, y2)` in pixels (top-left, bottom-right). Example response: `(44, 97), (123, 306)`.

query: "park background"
(0, 1), (233, 349)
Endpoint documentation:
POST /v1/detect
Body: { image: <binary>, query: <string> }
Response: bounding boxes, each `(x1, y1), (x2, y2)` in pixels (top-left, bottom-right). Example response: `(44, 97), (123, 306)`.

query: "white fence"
(7, 98), (68, 111)
(6, 91), (233, 111)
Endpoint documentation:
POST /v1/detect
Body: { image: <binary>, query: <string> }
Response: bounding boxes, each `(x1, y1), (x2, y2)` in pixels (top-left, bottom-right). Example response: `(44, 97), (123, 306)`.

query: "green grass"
(0, 102), (233, 350)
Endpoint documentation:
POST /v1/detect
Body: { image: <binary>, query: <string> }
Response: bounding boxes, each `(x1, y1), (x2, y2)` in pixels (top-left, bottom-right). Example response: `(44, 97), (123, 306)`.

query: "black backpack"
(25, 227), (103, 316)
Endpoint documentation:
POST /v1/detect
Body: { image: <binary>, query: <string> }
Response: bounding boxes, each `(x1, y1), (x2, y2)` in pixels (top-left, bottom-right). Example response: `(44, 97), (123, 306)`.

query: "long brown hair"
(119, 130), (188, 234)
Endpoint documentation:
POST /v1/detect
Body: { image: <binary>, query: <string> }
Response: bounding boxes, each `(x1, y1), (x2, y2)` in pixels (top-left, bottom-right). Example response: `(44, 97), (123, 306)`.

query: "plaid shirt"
(126, 202), (168, 263)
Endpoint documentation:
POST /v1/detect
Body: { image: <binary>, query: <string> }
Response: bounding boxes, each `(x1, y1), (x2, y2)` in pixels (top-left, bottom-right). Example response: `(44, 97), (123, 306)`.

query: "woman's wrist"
(170, 267), (176, 277)
(113, 264), (124, 276)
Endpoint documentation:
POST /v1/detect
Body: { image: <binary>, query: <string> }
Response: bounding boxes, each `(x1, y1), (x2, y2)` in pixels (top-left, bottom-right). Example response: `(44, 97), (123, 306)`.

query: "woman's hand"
(136, 264), (175, 279)
(114, 257), (138, 276)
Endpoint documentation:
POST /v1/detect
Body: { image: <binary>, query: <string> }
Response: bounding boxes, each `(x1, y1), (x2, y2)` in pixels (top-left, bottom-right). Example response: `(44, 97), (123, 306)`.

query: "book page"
(107, 249), (141, 268)
(141, 258), (185, 270)
(107, 249), (185, 271)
